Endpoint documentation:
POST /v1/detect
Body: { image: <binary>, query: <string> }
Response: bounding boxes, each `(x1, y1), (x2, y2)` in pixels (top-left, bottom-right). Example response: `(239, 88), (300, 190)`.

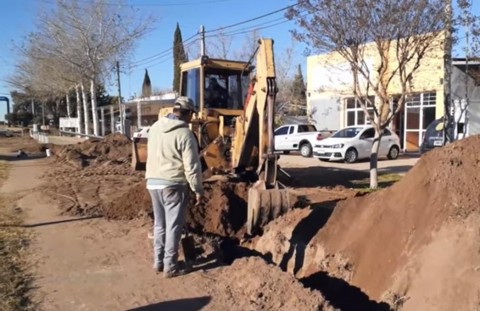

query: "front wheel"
(300, 143), (313, 157)
(344, 148), (358, 163)
(387, 146), (400, 160)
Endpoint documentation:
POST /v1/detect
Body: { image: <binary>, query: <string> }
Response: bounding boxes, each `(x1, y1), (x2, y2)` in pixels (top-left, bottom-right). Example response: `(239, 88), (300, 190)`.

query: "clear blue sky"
(0, 0), (478, 121)
(0, 0), (304, 120)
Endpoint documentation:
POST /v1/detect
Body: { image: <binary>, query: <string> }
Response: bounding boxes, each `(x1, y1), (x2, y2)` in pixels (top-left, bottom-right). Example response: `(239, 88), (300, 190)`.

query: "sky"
(0, 0), (479, 121)
(0, 0), (304, 121)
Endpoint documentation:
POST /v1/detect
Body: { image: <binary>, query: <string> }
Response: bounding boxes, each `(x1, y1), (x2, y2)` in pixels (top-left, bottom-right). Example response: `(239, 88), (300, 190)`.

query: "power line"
(128, 33), (198, 67)
(130, 4), (300, 68)
(207, 17), (293, 38)
(127, 39), (199, 72)
(205, 3), (298, 35)
(39, 0), (233, 7)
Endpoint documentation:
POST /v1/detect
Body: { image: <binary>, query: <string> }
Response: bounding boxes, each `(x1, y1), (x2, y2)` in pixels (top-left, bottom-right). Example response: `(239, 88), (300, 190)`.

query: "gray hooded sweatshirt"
(145, 115), (203, 195)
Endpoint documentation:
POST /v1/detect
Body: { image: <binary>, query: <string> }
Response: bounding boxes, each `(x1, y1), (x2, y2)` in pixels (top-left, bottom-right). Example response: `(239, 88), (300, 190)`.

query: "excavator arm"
(231, 39), (291, 234)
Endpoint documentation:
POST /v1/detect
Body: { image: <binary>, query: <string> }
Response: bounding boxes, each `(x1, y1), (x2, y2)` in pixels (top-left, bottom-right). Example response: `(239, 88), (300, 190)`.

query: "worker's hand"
(195, 193), (203, 206)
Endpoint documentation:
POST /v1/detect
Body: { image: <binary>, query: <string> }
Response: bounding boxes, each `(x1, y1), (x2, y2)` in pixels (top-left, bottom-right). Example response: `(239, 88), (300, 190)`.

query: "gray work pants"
(148, 185), (188, 271)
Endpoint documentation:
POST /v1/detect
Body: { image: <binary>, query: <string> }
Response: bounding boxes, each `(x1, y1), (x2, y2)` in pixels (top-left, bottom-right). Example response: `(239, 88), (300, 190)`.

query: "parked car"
(419, 117), (455, 154)
(0, 129), (13, 137)
(274, 123), (332, 157)
(312, 125), (401, 163)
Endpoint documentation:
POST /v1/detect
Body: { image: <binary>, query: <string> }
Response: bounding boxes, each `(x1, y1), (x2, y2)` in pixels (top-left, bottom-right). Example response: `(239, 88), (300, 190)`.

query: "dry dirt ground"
(2, 134), (479, 311)
(0, 136), (333, 311)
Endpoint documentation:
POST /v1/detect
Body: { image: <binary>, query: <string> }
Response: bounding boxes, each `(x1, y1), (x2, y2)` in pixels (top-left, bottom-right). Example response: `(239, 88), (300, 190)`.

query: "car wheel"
(300, 143), (312, 157)
(344, 148), (358, 163)
(387, 146), (400, 160)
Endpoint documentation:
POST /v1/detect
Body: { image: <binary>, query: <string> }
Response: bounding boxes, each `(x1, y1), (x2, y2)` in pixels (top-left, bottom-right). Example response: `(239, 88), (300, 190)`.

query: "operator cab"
(179, 56), (253, 115)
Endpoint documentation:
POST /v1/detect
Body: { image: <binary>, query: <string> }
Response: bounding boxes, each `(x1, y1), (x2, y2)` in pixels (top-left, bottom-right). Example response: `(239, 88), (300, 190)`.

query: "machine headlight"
(333, 144), (344, 148)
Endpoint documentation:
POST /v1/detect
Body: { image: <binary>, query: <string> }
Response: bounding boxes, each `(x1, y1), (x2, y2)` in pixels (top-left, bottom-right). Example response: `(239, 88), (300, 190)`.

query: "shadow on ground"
(284, 164), (414, 188)
(301, 272), (391, 311)
(0, 153), (46, 162)
(279, 200), (338, 274)
(127, 296), (211, 311)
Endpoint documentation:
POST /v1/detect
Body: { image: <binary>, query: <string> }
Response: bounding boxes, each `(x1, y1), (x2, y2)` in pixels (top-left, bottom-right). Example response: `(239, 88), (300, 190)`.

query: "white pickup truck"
(274, 123), (332, 157)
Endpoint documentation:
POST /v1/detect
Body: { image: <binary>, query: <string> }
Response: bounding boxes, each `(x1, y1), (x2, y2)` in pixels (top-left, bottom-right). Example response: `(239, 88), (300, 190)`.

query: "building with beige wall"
(306, 33), (446, 152)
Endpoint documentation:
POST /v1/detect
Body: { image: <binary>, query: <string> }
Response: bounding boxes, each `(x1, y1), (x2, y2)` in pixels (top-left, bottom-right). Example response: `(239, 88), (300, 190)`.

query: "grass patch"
(351, 173), (403, 194)
(0, 162), (35, 310)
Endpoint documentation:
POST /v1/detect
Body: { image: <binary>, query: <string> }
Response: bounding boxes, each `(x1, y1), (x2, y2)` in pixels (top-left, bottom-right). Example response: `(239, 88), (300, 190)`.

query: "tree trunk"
(75, 85), (83, 134)
(81, 82), (90, 135)
(66, 92), (71, 118)
(90, 79), (99, 136)
(369, 130), (381, 189)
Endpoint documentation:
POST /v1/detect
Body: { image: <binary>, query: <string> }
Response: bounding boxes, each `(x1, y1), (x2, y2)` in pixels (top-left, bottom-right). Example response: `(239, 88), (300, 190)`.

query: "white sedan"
(312, 126), (401, 163)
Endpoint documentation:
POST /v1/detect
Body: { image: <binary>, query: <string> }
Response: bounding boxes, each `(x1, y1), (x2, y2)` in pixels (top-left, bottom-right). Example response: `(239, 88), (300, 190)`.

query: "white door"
(379, 129), (393, 156)
(274, 126), (290, 150)
(357, 128), (375, 159)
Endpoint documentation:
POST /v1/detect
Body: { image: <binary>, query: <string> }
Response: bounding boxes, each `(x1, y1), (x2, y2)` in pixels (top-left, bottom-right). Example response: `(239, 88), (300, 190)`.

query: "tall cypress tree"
(291, 64), (306, 115)
(173, 23), (188, 93)
(142, 69), (152, 98)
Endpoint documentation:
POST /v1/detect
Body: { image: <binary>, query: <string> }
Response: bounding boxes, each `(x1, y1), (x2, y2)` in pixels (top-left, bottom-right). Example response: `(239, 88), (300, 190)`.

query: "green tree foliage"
(96, 84), (116, 107)
(4, 113), (17, 125)
(173, 23), (188, 93)
(142, 69), (152, 98)
(290, 64), (306, 115)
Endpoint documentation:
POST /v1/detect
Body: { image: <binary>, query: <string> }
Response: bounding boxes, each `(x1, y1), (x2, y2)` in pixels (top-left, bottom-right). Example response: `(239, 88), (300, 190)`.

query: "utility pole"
(116, 61), (124, 134)
(443, 0), (453, 144)
(200, 25), (206, 56)
(42, 102), (45, 126)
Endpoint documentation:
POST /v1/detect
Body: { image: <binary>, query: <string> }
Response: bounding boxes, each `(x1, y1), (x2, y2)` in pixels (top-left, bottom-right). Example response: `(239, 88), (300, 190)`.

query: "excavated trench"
(44, 133), (480, 310)
(44, 133), (394, 309)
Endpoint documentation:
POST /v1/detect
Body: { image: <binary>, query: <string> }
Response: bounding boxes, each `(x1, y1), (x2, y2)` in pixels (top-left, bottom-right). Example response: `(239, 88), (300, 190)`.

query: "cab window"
(180, 69), (200, 111)
(275, 126), (289, 136)
(204, 70), (249, 110)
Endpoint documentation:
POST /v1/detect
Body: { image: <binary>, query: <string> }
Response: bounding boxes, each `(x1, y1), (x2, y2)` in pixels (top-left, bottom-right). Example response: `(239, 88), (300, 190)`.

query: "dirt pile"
(187, 180), (249, 238)
(102, 181), (152, 220)
(202, 256), (335, 311)
(250, 135), (480, 310)
(51, 133), (131, 168)
(91, 177), (250, 239)
(42, 163), (144, 217)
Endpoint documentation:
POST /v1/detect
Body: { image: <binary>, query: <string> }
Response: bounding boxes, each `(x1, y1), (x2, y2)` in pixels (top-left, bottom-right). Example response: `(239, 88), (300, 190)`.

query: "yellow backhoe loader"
(132, 38), (291, 234)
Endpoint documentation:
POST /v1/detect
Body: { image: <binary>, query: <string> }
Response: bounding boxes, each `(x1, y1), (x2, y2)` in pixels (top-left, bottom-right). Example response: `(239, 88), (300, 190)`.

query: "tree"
(288, 0), (446, 188)
(12, 0), (155, 135)
(290, 64), (307, 115)
(142, 69), (152, 98)
(173, 23), (188, 93)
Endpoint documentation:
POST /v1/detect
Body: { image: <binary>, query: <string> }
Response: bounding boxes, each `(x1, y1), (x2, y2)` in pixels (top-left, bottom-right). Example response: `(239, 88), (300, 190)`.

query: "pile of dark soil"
(103, 179), (250, 239)
(102, 182), (151, 220)
(51, 133), (131, 168)
(250, 135), (480, 310)
(186, 180), (249, 238)
(202, 256), (335, 311)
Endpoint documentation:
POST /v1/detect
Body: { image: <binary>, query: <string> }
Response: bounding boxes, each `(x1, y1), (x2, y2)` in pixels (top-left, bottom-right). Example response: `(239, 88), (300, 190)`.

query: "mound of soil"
(203, 256), (335, 311)
(102, 179), (250, 239)
(250, 135), (480, 310)
(102, 182), (152, 220)
(52, 133), (131, 168)
(186, 180), (249, 238)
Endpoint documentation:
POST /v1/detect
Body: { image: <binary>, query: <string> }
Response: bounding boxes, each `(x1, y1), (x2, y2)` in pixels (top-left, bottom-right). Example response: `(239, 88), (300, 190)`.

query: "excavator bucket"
(132, 138), (148, 171)
(246, 181), (292, 235)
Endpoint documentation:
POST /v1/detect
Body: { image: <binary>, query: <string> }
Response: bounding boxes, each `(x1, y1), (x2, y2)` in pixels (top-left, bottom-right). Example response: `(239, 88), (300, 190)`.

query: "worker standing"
(145, 96), (203, 278)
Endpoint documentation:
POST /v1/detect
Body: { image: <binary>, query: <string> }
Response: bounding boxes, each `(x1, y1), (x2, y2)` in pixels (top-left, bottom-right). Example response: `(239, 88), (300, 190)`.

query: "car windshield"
(332, 127), (363, 138)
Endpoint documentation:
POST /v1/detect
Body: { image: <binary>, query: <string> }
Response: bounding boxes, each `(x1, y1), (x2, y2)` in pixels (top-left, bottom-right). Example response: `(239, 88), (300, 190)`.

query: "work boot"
(153, 262), (164, 273)
(163, 268), (186, 279)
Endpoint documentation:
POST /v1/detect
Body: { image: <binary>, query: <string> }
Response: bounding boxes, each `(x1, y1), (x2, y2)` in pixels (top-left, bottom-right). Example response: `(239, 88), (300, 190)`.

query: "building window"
(344, 96), (375, 126)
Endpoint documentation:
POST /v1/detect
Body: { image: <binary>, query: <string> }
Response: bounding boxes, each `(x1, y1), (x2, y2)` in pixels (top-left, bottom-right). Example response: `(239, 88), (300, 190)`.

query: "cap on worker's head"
(174, 96), (197, 113)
